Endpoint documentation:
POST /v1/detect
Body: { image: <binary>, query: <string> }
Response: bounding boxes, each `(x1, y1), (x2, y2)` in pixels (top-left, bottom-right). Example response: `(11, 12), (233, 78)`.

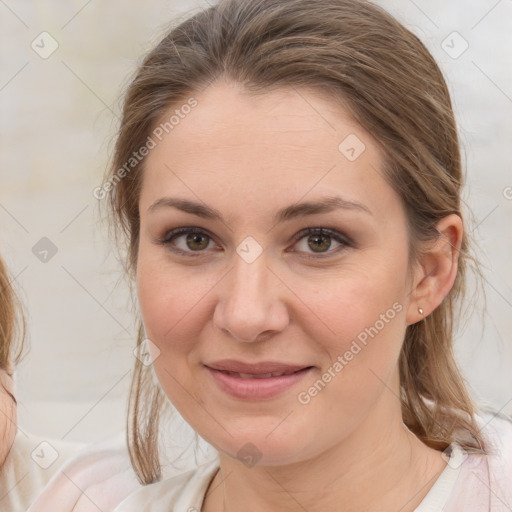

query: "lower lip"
(205, 366), (313, 400)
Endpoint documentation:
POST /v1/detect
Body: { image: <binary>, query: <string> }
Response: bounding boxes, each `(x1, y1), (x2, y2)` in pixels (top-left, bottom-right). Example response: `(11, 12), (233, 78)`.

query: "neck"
(203, 395), (446, 512)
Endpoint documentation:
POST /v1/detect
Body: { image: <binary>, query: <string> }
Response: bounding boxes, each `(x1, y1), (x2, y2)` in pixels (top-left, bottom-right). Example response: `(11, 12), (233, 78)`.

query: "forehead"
(158, 80), (363, 152)
(139, 80), (400, 223)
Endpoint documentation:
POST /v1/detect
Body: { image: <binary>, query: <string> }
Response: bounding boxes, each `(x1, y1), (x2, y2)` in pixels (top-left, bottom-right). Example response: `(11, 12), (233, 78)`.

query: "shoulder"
(447, 410), (512, 511)
(28, 432), (142, 512)
(112, 457), (220, 512)
(0, 430), (85, 512)
(3, 429), (85, 476)
(476, 410), (512, 457)
(476, 410), (512, 480)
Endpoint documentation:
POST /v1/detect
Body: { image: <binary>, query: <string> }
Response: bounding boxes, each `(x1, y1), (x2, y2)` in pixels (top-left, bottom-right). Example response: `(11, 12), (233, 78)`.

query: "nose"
(212, 249), (290, 343)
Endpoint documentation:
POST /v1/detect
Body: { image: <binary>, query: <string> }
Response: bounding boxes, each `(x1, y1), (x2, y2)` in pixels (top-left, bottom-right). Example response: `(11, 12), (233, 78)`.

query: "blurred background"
(0, 0), (511, 447)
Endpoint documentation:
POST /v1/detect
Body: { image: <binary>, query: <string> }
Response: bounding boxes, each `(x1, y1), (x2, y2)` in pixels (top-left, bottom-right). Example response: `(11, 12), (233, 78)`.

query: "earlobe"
(405, 214), (463, 325)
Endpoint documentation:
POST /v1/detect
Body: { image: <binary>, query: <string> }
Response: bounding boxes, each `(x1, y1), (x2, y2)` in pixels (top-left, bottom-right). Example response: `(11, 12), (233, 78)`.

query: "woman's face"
(137, 80), (420, 465)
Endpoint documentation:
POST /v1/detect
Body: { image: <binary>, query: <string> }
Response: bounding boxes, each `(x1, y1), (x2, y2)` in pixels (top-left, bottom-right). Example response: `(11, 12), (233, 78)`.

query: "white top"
(111, 413), (512, 512)
(27, 428), (216, 512)
(0, 430), (84, 512)
(27, 431), (142, 512)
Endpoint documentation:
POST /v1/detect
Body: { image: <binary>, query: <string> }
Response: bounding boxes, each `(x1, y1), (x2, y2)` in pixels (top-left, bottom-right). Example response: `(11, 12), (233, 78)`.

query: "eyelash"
(157, 226), (353, 259)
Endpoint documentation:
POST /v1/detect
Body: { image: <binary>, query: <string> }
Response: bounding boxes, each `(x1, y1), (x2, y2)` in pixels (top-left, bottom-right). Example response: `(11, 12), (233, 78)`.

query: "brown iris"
(186, 232), (209, 251)
(308, 233), (331, 252)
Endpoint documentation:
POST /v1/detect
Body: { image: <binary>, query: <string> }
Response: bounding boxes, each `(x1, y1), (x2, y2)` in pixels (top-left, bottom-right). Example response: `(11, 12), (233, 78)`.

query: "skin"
(0, 368), (16, 471)
(136, 79), (463, 511)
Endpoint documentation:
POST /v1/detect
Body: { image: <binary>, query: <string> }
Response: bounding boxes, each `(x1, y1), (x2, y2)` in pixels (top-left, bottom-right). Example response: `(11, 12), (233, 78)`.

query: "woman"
(0, 254), (84, 511)
(0, 253), (93, 511)
(0, 253), (22, 473)
(104, 0), (511, 509)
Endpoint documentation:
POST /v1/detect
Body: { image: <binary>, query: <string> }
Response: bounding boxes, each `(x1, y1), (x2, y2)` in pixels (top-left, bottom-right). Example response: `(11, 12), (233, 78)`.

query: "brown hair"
(106, 0), (486, 484)
(0, 254), (24, 377)
(0, 253), (25, 468)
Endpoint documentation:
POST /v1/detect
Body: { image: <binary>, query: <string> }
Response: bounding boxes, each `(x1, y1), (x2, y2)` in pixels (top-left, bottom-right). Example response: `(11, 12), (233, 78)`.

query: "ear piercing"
(418, 307), (424, 315)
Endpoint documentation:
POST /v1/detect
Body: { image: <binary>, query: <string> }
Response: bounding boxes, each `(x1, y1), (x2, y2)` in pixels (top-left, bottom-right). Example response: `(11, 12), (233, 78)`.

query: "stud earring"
(418, 307), (424, 315)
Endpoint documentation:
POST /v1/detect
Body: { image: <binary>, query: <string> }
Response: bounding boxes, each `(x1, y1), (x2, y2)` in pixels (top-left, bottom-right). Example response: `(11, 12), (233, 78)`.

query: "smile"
(204, 361), (314, 400)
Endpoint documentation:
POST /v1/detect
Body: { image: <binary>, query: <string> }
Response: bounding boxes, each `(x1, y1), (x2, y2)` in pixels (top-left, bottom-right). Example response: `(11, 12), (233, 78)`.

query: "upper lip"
(205, 359), (311, 375)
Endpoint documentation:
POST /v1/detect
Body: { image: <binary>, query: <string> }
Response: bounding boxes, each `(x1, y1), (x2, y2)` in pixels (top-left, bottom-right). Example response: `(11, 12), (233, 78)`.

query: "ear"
(406, 214), (463, 325)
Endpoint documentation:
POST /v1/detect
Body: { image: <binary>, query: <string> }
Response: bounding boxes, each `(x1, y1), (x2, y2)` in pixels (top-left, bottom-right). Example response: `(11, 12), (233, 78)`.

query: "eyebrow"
(148, 195), (372, 223)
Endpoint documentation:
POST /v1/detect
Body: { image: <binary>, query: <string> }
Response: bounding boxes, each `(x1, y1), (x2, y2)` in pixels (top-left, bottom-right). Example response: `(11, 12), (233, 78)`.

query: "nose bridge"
(213, 247), (288, 342)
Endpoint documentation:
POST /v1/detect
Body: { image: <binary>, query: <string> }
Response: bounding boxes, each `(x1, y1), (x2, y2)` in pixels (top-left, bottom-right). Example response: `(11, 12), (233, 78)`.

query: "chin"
(200, 418), (320, 467)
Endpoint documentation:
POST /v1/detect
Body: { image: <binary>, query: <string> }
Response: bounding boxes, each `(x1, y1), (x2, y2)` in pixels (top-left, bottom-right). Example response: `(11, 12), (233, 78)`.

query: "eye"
(158, 227), (217, 256)
(290, 227), (351, 257)
(157, 226), (352, 258)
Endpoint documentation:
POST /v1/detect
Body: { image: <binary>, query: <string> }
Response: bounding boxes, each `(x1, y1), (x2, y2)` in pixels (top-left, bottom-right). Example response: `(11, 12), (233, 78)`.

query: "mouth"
(204, 360), (314, 400)
(216, 369), (307, 379)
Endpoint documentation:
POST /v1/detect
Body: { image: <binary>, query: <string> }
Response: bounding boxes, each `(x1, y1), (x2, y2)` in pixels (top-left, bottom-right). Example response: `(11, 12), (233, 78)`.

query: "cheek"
(136, 259), (207, 411)
(317, 265), (405, 338)
(295, 274), (407, 436)
(136, 253), (216, 358)
(306, 256), (408, 385)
